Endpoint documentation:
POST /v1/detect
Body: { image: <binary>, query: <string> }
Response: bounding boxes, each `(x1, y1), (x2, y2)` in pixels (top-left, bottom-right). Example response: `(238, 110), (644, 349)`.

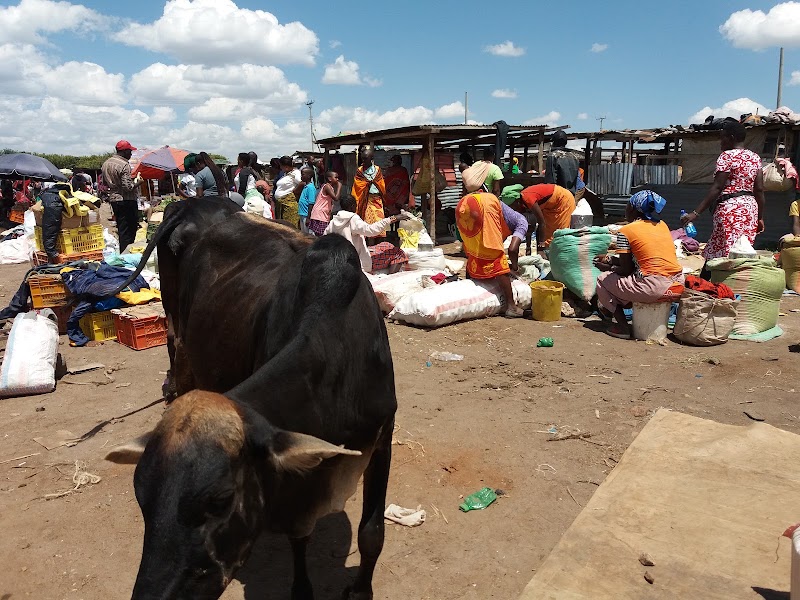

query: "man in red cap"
(101, 140), (142, 252)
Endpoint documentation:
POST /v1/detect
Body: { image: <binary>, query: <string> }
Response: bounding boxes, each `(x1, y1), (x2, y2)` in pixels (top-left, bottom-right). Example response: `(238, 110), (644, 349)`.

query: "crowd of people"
(20, 119), (789, 340)
(455, 120), (778, 339)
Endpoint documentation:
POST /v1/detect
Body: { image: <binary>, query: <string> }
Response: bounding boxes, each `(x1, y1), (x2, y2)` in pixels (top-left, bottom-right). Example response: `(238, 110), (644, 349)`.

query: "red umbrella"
(131, 146), (190, 179)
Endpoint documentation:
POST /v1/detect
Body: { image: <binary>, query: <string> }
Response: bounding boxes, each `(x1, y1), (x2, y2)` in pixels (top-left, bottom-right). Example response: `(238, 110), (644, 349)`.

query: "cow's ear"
(270, 430), (361, 474)
(105, 431), (153, 464)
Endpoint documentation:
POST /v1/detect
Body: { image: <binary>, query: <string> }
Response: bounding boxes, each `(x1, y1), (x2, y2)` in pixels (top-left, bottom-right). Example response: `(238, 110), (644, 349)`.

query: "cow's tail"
(107, 201), (191, 297)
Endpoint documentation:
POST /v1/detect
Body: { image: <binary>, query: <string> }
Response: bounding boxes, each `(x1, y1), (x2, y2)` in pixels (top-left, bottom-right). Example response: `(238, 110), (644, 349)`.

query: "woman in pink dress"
(308, 171), (342, 236)
(681, 120), (765, 267)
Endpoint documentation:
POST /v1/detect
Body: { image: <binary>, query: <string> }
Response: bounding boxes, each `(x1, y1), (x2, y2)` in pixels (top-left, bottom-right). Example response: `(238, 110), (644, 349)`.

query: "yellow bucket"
(530, 281), (564, 321)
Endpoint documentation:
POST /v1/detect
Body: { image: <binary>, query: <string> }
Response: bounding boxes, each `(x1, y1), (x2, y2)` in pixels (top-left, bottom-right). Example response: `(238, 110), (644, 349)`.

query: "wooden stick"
(0, 452), (40, 465)
(567, 487), (581, 507)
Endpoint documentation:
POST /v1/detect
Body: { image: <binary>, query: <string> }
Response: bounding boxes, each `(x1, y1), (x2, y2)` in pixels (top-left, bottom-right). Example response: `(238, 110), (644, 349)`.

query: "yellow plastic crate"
(28, 274), (67, 308)
(78, 311), (117, 342)
(34, 224), (104, 254)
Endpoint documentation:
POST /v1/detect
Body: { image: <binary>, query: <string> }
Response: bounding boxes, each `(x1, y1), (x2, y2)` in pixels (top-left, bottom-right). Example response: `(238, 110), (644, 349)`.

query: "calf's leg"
(344, 424), (393, 600)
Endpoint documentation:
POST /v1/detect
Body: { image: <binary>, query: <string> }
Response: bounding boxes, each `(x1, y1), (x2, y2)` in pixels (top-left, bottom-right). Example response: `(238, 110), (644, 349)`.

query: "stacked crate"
(32, 222), (105, 266)
(28, 274), (69, 334)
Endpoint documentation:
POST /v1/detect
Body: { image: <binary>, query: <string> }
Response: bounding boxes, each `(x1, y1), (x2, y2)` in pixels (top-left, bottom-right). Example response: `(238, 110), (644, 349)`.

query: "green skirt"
(277, 193), (299, 229)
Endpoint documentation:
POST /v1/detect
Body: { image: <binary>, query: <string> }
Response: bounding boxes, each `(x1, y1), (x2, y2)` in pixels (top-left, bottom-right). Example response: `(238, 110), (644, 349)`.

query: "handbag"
(762, 129), (795, 192)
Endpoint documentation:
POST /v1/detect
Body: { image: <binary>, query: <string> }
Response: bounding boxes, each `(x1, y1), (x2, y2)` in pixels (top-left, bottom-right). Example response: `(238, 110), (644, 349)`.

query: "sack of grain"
(369, 269), (440, 313)
(0, 310), (59, 397)
(388, 278), (531, 327)
(707, 256), (785, 335)
(781, 245), (800, 292)
(673, 289), (738, 346)
(549, 227), (612, 302)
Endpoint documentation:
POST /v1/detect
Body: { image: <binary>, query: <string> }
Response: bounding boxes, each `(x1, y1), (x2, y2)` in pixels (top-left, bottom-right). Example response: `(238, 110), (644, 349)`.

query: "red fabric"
(368, 242), (408, 271)
(715, 149), (761, 195)
(684, 275), (735, 299)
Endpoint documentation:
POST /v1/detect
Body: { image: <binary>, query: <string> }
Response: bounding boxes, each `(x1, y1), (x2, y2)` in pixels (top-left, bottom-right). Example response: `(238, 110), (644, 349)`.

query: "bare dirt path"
(1, 257), (798, 600)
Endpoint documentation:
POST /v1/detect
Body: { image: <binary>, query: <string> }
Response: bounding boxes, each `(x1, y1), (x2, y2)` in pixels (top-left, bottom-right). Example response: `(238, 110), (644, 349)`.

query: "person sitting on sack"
(594, 190), (685, 339)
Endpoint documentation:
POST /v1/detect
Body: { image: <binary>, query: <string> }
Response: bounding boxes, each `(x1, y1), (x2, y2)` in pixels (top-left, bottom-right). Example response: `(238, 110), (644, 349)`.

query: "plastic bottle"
(429, 351), (464, 362)
(681, 210), (698, 238)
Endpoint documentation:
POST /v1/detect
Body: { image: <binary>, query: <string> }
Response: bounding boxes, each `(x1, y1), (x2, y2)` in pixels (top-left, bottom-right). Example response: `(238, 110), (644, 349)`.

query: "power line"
(596, 116), (606, 131)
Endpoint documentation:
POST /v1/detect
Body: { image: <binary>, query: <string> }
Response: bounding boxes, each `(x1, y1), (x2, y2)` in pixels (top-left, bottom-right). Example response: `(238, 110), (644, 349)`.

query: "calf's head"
(106, 390), (359, 600)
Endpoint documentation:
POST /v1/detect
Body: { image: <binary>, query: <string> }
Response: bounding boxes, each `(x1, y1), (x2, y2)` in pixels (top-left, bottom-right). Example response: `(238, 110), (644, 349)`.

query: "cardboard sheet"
(519, 409), (800, 599)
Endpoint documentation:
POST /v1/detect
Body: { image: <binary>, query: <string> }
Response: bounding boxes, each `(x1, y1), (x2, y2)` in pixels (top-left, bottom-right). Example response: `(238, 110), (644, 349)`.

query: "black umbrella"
(0, 153), (68, 182)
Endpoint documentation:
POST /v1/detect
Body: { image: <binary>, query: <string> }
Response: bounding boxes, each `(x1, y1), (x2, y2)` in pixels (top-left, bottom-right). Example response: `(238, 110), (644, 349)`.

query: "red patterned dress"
(703, 148), (761, 259)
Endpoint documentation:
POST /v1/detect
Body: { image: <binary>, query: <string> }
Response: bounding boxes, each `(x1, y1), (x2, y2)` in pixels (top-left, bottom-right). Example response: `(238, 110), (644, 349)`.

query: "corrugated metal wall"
(588, 164), (635, 195)
(648, 184), (794, 248)
(633, 165), (680, 186)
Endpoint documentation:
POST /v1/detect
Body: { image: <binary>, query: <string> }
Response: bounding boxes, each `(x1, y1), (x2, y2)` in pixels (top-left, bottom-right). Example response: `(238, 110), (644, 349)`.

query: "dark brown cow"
(110, 196), (242, 398)
(107, 216), (396, 600)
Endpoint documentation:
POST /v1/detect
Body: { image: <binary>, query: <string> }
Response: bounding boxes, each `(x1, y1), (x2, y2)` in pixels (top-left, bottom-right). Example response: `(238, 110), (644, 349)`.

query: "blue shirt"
(575, 171), (586, 191)
(298, 182), (316, 217)
(500, 203), (529, 240)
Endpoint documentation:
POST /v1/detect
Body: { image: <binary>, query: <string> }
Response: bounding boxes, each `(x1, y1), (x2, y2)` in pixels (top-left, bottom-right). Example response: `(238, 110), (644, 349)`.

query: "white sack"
(0, 310), (59, 397)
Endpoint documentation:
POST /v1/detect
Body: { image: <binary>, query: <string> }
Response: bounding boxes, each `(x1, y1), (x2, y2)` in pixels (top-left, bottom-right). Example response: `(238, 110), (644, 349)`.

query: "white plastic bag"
(370, 269), (440, 313)
(570, 198), (593, 229)
(103, 227), (120, 260)
(405, 248), (447, 271)
(0, 310), (59, 397)
(389, 278), (531, 327)
(728, 236), (757, 259)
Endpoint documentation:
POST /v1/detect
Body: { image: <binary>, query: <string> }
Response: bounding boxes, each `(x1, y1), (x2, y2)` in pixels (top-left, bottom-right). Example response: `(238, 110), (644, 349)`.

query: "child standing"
(308, 171), (342, 237)
(297, 167), (316, 234)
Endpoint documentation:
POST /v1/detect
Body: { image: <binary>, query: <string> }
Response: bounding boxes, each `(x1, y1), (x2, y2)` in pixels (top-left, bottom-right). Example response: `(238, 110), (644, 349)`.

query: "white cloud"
(484, 41), (525, 57)
(322, 55), (381, 87)
(0, 42), (124, 105)
(129, 62), (307, 110)
(524, 111), (561, 126)
(492, 88), (517, 99)
(721, 2), (800, 49)
(0, 0), (105, 44)
(791, 70), (800, 85)
(577, 112), (589, 120)
(687, 97), (769, 124)
(435, 101), (466, 119)
(329, 39), (342, 49)
(115, 0), (319, 66)
(590, 43), (608, 53)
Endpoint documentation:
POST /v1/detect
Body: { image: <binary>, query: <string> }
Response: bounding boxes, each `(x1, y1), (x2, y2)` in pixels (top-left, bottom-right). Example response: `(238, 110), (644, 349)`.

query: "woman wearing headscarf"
(351, 147), (386, 229)
(680, 120), (764, 268)
(594, 190), (685, 339)
(506, 183), (575, 251)
(456, 191), (529, 318)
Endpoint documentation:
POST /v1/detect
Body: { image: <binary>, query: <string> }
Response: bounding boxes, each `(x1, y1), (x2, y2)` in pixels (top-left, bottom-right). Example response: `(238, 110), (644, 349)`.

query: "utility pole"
(777, 47), (785, 109)
(306, 100), (316, 151)
(464, 91), (468, 125)
(597, 116), (606, 131)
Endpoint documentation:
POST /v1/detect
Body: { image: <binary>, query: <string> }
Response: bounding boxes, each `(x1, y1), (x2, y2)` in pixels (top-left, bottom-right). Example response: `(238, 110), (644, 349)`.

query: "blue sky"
(1, 0), (799, 159)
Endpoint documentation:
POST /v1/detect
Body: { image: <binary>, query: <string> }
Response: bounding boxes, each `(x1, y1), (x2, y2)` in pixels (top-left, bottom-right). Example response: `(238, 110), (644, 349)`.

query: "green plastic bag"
(537, 337), (554, 347)
(459, 487), (498, 512)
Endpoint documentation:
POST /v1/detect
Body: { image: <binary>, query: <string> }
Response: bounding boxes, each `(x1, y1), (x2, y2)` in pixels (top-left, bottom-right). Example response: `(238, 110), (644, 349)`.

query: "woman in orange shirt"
(508, 184), (575, 252)
(594, 190), (685, 339)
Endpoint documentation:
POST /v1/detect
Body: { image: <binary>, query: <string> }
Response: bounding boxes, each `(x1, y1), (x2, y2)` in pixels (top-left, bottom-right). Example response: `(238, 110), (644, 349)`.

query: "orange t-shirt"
(617, 220), (682, 277)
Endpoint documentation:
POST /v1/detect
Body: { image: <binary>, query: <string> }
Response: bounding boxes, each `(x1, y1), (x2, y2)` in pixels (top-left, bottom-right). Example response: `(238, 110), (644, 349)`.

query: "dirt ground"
(1, 258), (799, 600)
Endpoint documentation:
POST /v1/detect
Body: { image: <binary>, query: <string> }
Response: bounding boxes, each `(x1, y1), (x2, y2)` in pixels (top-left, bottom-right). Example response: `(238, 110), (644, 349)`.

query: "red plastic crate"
(9, 209), (25, 224)
(113, 311), (167, 350)
(31, 249), (104, 266)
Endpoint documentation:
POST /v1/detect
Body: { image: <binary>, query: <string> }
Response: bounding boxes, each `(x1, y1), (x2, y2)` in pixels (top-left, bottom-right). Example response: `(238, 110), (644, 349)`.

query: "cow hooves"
(341, 586), (372, 600)
(161, 371), (177, 401)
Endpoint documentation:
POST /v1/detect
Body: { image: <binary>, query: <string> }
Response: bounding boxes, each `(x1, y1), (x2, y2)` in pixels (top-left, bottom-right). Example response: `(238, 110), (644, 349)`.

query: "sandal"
(504, 306), (525, 319)
(605, 324), (632, 340)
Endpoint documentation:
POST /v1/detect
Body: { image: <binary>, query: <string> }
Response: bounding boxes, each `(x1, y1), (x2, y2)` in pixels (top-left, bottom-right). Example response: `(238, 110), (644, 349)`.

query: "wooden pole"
(584, 137), (591, 182)
(523, 145), (529, 173)
(537, 129), (545, 174)
(428, 134), (436, 244)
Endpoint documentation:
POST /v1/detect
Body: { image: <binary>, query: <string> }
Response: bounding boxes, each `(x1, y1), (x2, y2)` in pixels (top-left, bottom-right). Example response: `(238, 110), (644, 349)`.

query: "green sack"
(549, 227), (612, 302)
(707, 256), (785, 335)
